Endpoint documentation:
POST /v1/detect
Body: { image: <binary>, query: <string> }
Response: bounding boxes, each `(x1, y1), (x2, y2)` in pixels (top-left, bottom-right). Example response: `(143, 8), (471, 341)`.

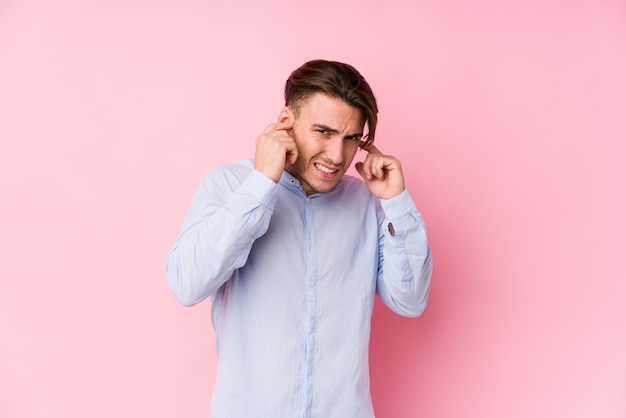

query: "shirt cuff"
(379, 189), (418, 223)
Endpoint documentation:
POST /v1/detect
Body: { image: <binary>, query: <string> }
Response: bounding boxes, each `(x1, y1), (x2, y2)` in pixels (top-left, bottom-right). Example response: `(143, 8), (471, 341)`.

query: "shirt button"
(308, 281), (315, 287)
(309, 239), (313, 244)
(397, 248), (403, 253)
(386, 208), (393, 214)
(290, 179), (295, 184)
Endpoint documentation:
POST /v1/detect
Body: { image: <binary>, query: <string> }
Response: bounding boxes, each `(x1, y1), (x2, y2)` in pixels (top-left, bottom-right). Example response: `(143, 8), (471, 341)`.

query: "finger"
(261, 123), (277, 134)
(359, 140), (382, 155)
(358, 157), (373, 180)
(354, 161), (368, 180)
(277, 121), (294, 131)
(262, 121), (293, 134)
(281, 138), (298, 165)
(371, 157), (384, 179)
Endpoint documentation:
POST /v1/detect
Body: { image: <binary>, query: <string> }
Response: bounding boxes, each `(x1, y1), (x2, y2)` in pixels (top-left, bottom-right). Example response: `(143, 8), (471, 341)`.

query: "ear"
(277, 106), (294, 124)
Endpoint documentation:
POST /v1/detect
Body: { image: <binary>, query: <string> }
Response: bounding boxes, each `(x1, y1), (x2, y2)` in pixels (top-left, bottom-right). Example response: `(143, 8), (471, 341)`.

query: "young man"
(166, 59), (432, 417)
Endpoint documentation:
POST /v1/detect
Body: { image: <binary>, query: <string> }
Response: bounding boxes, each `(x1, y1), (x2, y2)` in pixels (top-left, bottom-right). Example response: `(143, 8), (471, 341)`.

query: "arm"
(166, 121), (297, 307)
(375, 189), (432, 317)
(355, 141), (432, 317)
(165, 167), (278, 306)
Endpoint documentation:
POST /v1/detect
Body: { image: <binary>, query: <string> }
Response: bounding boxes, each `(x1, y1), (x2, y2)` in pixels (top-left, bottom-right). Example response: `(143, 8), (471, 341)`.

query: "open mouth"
(314, 163), (339, 175)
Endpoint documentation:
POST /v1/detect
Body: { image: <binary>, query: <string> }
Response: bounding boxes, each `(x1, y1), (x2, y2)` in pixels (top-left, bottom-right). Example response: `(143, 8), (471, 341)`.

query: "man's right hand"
(254, 122), (297, 183)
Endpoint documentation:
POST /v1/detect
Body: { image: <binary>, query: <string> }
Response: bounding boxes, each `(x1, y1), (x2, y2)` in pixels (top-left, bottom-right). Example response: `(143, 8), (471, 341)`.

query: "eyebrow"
(312, 124), (363, 140)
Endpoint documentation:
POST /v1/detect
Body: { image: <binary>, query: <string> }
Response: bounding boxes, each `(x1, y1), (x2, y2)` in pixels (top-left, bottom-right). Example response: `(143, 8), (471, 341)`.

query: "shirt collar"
(279, 170), (307, 196)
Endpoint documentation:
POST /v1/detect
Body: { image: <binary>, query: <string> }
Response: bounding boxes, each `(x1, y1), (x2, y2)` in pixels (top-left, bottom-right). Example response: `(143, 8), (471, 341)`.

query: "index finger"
(359, 140), (381, 155)
(263, 121), (294, 134)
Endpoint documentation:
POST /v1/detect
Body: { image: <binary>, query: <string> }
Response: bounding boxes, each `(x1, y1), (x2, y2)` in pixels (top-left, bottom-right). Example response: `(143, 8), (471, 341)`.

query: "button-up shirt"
(166, 160), (432, 418)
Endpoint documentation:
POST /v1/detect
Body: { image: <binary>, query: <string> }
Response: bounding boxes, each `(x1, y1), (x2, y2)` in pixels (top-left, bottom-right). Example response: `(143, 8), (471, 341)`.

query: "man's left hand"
(355, 142), (405, 200)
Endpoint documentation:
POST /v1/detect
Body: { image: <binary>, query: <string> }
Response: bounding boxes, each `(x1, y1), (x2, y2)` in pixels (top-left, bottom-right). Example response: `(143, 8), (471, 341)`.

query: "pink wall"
(1, 0), (625, 417)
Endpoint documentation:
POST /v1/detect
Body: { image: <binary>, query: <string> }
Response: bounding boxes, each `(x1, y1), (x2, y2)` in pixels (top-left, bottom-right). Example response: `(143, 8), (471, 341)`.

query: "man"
(166, 59), (432, 417)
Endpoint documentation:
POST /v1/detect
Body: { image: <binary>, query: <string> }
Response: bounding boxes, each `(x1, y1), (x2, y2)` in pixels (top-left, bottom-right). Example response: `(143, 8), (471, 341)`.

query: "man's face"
(284, 93), (365, 195)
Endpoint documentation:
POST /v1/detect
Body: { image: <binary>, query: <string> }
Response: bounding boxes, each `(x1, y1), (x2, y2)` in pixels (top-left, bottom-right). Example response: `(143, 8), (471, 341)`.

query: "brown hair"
(284, 59), (378, 144)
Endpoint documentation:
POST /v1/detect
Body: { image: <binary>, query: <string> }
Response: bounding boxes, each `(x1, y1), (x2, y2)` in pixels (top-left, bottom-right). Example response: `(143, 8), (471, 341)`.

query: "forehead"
(295, 93), (365, 130)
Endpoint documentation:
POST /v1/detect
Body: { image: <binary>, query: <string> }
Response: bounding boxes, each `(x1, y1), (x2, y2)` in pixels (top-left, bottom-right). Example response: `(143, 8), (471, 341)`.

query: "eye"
(316, 129), (329, 135)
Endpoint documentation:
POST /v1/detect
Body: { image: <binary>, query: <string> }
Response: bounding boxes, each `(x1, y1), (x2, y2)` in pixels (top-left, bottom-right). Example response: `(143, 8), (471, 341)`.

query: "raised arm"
(166, 122), (298, 306)
(355, 141), (432, 317)
(165, 167), (277, 306)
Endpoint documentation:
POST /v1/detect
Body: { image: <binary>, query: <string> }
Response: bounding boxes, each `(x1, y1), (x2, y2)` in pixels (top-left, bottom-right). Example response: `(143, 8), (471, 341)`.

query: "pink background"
(1, 0), (625, 417)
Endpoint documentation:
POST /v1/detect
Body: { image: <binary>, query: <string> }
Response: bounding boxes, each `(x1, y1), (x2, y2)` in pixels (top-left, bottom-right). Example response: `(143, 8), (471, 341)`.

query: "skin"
(254, 93), (405, 200)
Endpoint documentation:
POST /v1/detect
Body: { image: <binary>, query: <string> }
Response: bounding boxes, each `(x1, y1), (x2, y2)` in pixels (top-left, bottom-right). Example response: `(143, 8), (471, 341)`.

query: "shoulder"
(205, 159), (253, 178)
(196, 159), (255, 199)
(202, 159), (253, 184)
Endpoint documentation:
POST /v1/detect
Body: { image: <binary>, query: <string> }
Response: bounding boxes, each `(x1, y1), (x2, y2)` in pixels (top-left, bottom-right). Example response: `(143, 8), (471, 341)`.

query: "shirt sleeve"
(165, 167), (278, 306)
(375, 188), (433, 317)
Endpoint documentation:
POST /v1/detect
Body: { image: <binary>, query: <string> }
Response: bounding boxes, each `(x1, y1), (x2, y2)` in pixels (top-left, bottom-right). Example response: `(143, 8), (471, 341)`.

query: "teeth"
(315, 163), (336, 174)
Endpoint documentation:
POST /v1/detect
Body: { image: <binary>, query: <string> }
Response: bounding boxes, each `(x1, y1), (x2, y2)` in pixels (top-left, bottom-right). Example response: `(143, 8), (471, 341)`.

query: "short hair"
(284, 59), (378, 144)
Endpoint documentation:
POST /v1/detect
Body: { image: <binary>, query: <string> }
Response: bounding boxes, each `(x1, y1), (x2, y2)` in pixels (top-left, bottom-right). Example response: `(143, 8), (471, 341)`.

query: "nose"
(325, 137), (344, 165)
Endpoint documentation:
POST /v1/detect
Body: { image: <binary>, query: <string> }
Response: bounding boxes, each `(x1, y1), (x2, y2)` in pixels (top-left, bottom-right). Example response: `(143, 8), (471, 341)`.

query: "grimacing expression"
(283, 93), (365, 195)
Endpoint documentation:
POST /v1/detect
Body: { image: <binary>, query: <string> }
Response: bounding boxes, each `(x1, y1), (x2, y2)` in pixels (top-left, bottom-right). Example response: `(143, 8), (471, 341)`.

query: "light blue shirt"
(166, 159), (432, 418)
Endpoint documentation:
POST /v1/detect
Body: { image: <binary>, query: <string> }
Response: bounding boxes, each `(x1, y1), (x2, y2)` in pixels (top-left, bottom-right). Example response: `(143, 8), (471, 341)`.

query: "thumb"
(355, 161), (367, 180)
(286, 141), (298, 165)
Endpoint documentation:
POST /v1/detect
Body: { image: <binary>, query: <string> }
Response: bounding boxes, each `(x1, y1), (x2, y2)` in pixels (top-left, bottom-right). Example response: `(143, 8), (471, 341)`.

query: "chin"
(296, 165), (344, 194)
